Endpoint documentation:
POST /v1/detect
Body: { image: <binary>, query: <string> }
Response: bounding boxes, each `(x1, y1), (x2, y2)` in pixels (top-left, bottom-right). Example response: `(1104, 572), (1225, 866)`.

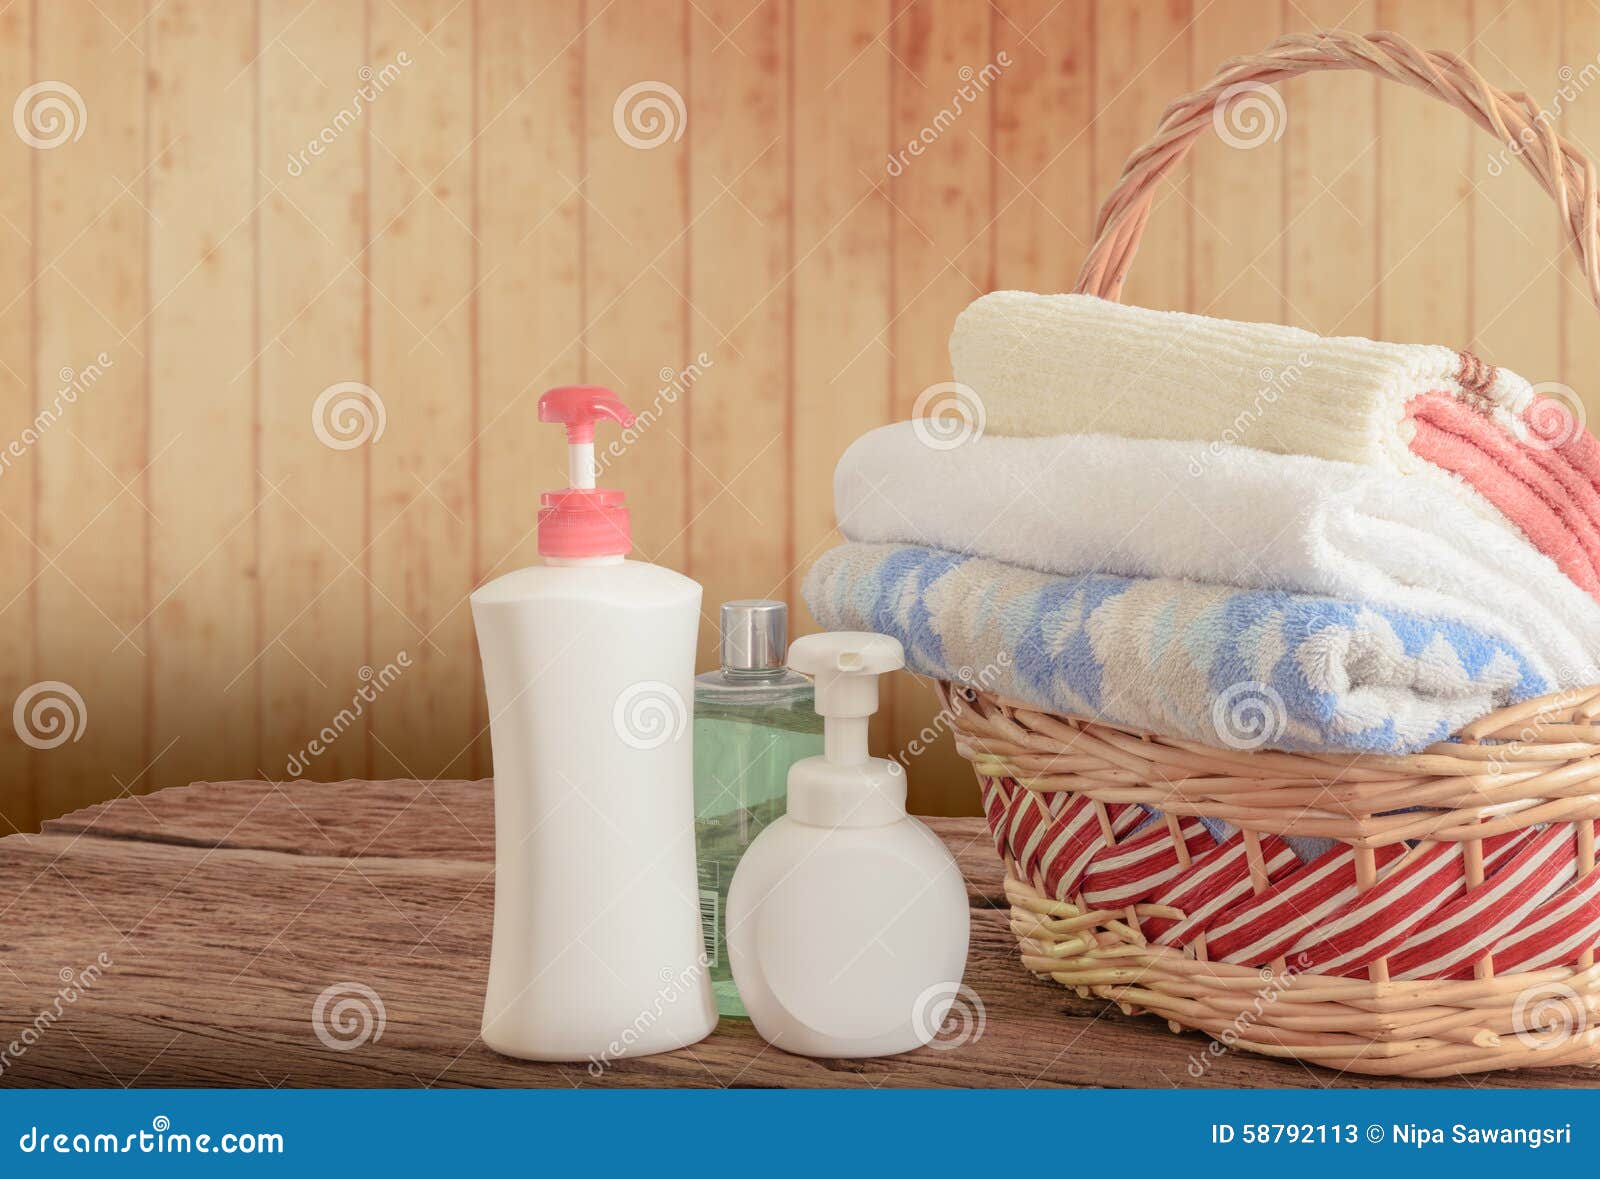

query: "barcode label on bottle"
(699, 888), (720, 968)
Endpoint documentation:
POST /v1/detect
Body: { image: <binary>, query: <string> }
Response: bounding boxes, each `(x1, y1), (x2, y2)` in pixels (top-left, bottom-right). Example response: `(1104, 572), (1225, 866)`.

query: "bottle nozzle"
(536, 385), (636, 559)
(538, 385), (636, 445)
(787, 632), (904, 764)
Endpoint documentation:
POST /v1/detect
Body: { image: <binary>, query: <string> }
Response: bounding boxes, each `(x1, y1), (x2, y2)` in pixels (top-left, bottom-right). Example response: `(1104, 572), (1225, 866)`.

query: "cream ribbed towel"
(949, 291), (1532, 468)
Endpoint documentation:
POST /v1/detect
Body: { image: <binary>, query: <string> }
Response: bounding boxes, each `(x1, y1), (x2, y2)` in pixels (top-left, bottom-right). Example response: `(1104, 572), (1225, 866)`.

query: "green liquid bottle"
(694, 601), (824, 1017)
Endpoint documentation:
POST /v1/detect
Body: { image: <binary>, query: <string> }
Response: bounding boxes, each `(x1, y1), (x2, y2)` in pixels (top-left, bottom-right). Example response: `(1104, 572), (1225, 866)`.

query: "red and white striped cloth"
(1081, 817), (1217, 909)
(1000, 787), (1141, 902)
(1492, 825), (1600, 971)
(1296, 830), (1535, 976)
(979, 777), (1011, 862)
(985, 794), (1600, 978)
(1386, 825), (1578, 979)
(1204, 843), (1407, 966)
(1146, 834), (1298, 947)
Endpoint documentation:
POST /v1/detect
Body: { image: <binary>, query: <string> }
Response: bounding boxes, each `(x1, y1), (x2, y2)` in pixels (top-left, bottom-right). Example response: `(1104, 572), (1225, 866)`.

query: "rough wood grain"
(5, 780), (1597, 1088)
(39, 779), (1004, 907)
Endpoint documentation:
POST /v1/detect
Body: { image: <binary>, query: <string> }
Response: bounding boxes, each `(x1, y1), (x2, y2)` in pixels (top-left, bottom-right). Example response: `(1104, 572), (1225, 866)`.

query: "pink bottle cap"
(537, 386), (637, 559)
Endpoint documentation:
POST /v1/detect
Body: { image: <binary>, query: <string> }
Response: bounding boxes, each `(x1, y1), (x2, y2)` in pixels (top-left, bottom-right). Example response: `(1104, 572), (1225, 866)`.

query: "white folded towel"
(834, 422), (1600, 687)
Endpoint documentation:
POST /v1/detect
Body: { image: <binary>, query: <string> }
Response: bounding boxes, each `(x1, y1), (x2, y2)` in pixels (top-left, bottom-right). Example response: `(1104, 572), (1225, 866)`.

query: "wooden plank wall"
(2, 0), (1596, 829)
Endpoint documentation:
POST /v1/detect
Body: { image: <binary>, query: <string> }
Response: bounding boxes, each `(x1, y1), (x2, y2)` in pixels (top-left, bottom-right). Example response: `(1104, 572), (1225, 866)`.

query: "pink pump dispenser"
(537, 385), (636, 559)
(469, 384), (715, 1062)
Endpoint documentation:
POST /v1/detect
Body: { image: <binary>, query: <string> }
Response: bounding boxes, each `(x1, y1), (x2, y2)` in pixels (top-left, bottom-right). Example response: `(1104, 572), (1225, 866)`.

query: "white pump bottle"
(725, 632), (970, 1058)
(471, 385), (715, 1062)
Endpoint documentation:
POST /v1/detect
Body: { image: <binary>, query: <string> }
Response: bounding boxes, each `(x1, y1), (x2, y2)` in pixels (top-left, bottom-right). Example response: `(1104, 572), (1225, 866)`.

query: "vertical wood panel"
(0, 0), (34, 830)
(148, 0), (259, 790)
(687, 0), (792, 670)
(1563, 1), (1600, 424)
(790, 1), (893, 749)
(33, 0), (149, 816)
(473, 1), (584, 773)
(1191, 0), (1285, 321)
(1094, 0), (1192, 313)
(258, 0), (371, 783)
(991, 0), (1095, 292)
(1472, 0), (1563, 379)
(367, 0), (476, 779)
(1376, 0), (1473, 348)
(13, 3), (1600, 825)
(790, 3), (892, 603)
(584, 2), (690, 571)
(1284, 0), (1380, 337)
(977, 0), (1095, 815)
(889, 0), (994, 815)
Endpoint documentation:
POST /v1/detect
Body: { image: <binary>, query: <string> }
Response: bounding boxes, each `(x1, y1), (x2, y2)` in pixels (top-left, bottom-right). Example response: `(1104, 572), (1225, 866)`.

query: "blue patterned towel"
(803, 543), (1549, 755)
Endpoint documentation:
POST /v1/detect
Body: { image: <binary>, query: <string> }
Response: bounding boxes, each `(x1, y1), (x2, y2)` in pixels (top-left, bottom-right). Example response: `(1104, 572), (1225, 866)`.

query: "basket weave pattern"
(951, 30), (1600, 1078)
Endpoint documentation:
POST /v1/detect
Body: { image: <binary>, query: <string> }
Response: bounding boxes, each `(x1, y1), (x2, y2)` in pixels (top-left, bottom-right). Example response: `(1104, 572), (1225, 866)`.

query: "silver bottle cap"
(720, 599), (788, 673)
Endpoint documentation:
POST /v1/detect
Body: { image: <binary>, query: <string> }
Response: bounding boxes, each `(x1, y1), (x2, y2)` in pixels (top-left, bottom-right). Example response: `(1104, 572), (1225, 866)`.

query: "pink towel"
(1408, 390), (1600, 604)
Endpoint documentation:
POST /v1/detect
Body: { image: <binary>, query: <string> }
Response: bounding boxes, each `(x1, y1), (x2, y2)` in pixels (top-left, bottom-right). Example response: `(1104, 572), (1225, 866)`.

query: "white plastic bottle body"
(726, 814), (969, 1058)
(471, 558), (716, 1062)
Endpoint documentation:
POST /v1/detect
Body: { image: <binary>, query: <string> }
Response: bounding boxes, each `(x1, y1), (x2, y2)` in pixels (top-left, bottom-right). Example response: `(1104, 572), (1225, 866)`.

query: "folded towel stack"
(802, 292), (1600, 763)
(833, 424), (1600, 690)
(952, 291), (1600, 601)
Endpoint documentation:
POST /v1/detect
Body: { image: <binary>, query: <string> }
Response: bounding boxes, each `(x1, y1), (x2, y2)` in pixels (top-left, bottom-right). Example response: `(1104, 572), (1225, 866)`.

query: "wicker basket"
(947, 29), (1600, 1079)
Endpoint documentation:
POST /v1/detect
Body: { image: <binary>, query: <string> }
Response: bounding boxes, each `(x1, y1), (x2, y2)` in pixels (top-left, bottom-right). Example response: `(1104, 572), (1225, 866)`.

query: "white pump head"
(785, 632), (906, 826)
(786, 631), (903, 764)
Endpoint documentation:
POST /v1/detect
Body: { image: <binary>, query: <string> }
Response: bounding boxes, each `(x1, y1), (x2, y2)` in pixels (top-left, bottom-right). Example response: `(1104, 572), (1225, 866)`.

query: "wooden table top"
(1, 779), (1593, 1089)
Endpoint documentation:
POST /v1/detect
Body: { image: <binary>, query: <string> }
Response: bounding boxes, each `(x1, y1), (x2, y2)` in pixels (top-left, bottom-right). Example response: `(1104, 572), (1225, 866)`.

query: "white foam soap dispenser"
(471, 385), (716, 1063)
(725, 631), (970, 1058)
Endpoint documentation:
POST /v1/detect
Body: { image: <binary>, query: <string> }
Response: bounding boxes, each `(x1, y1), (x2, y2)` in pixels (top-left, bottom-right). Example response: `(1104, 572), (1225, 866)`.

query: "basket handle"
(1074, 29), (1600, 310)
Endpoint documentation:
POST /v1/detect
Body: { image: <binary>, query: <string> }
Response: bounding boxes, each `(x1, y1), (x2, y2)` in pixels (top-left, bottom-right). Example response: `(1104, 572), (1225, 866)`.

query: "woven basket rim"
(945, 683), (1600, 844)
